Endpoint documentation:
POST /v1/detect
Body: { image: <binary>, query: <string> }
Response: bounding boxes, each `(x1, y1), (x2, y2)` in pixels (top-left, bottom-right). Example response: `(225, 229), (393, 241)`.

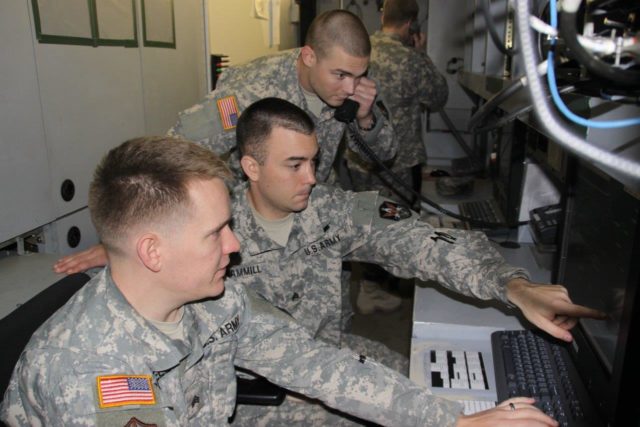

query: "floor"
(346, 166), (454, 360)
(349, 278), (415, 359)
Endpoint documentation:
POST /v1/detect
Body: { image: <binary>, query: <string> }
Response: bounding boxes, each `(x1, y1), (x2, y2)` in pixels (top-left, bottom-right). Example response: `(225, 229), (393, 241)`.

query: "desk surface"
(410, 242), (552, 390)
(0, 253), (63, 319)
(412, 242), (549, 330)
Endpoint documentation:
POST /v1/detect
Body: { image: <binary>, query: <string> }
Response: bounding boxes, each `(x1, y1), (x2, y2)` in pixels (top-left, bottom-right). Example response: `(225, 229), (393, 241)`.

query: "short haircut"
(89, 136), (230, 252)
(236, 98), (315, 165)
(305, 9), (371, 59)
(382, 0), (419, 26)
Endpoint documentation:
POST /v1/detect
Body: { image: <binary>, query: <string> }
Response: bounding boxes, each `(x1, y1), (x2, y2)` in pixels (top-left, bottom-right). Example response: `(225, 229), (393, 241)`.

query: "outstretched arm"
(236, 288), (559, 426)
(506, 278), (606, 342)
(53, 244), (108, 275)
(340, 191), (605, 341)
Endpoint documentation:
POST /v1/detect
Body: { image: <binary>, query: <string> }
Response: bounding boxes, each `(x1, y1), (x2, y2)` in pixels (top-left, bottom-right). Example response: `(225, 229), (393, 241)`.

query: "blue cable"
(547, 0), (640, 129)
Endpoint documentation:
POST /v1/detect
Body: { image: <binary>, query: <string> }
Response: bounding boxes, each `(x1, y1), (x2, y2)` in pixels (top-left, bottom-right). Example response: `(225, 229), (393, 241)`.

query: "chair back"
(0, 272), (90, 398)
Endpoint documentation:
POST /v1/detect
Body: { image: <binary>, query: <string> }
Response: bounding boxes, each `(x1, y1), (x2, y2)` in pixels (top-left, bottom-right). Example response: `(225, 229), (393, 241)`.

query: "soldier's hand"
(506, 278), (607, 342)
(455, 397), (558, 427)
(53, 244), (108, 275)
(350, 76), (377, 128)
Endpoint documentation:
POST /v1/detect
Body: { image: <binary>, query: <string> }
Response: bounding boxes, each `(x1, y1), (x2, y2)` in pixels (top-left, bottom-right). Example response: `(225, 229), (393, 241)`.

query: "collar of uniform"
(285, 190), (326, 254)
(299, 96), (334, 124)
(182, 283), (246, 366)
(374, 30), (404, 45)
(231, 184), (284, 255)
(319, 104), (337, 123)
(286, 48), (309, 114)
(231, 183), (327, 255)
(189, 282), (246, 336)
(101, 268), (198, 373)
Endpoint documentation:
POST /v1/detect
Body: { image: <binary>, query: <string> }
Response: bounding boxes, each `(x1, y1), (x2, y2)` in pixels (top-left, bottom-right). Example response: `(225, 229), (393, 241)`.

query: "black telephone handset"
(334, 99), (359, 123)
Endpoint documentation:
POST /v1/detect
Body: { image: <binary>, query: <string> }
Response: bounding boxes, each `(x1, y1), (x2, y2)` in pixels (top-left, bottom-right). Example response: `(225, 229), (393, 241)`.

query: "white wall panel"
(0, 1), (54, 243)
(35, 45), (146, 217)
(141, 0), (207, 135)
(0, 0), (207, 246)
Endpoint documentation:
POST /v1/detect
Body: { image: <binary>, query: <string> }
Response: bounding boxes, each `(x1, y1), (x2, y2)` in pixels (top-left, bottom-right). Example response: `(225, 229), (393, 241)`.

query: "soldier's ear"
(240, 155), (260, 182)
(300, 45), (317, 67)
(137, 233), (162, 273)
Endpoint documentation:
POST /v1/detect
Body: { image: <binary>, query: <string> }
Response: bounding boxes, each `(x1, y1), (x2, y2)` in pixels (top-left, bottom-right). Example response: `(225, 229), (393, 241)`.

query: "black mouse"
(430, 169), (450, 177)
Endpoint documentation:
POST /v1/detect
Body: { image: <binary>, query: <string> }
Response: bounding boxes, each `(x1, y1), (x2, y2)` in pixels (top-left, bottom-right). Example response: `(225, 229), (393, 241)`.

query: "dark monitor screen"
(559, 160), (640, 425)
(490, 121), (526, 224)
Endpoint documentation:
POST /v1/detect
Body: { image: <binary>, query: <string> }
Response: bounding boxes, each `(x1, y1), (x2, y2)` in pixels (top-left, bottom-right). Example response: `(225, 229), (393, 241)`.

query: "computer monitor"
(489, 120), (526, 225)
(558, 159), (640, 425)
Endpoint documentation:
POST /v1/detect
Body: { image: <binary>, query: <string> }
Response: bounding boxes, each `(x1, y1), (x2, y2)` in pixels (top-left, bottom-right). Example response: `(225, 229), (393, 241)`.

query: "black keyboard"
(459, 200), (501, 224)
(492, 330), (602, 427)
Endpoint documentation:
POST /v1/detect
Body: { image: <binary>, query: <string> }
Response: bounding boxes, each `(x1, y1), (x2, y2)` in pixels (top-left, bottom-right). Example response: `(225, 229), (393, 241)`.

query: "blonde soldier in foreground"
(1, 136), (528, 427)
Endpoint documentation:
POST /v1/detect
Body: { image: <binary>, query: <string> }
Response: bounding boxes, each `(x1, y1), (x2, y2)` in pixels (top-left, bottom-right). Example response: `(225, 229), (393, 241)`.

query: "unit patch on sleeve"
(216, 96), (239, 130)
(124, 417), (158, 427)
(379, 201), (411, 221)
(96, 375), (156, 408)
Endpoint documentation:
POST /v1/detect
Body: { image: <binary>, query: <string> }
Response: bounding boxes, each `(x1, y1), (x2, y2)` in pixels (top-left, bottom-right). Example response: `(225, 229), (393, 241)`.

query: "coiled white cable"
(515, 0), (640, 179)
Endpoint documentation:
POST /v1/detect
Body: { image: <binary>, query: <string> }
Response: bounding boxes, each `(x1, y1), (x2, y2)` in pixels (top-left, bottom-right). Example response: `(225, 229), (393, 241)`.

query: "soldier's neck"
(296, 54), (313, 93)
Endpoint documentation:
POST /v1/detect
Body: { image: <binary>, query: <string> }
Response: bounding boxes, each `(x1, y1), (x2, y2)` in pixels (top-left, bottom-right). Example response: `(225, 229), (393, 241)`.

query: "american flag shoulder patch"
(96, 374), (156, 408)
(216, 95), (239, 130)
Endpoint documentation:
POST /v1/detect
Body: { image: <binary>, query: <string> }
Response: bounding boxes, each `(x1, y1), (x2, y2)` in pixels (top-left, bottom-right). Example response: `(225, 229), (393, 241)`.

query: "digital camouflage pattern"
(228, 183), (527, 345)
(347, 31), (449, 200)
(1, 268), (464, 427)
(168, 48), (396, 183)
(369, 31), (448, 168)
(227, 183), (529, 424)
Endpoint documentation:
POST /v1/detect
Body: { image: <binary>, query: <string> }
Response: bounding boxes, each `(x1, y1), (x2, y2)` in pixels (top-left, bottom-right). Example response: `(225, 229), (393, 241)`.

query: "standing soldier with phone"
(170, 9), (395, 184)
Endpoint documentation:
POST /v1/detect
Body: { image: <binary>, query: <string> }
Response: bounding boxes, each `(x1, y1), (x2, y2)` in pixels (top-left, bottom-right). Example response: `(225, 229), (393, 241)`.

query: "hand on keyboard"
(459, 400), (495, 415)
(455, 396), (559, 427)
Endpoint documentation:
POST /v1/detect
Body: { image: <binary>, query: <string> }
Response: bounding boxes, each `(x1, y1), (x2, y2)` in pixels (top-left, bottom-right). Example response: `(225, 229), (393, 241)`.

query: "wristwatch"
(358, 114), (377, 131)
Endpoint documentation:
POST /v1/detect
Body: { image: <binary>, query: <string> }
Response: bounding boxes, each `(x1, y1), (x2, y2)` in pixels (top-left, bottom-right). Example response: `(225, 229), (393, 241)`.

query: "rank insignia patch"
(216, 96), (239, 130)
(379, 201), (411, 221)
(124, 417), (158, 427)
(97, 375), (156, 408)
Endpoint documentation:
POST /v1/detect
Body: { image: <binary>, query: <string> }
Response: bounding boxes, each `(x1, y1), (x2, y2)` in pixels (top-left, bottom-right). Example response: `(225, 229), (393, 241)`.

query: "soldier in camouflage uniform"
(49, 103), (602, 426)
(346, 0), (448, 206)
(2, 137), (476, 427)
(226, 99), (603, 426)
(169, 9), (395, 184)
